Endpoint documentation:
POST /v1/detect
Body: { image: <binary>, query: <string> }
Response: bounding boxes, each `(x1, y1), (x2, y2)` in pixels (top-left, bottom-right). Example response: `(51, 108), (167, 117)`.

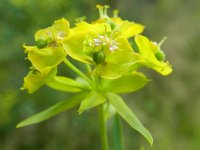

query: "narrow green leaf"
(112, 114), (124, 150)
(46, 76), (84, 92)
(17, 92), (86, 128)
(78, 91), (106, 114)
(102, 72), (149, 94)
(107, 93), (153, 146)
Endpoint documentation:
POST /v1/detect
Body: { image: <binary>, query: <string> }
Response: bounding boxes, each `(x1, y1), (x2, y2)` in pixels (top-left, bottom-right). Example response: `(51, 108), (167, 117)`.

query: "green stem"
(63, 58), (94, 86)
(112, 114), (124, 150)
(85, 64), (95, 82)
(98, 105), (109, 150)
(85, 64), (92, 74)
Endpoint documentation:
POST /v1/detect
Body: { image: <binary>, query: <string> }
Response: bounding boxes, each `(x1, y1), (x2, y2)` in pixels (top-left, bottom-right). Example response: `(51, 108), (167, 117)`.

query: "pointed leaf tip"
(16, 93), (86, 128)
(107, 93), (153, 145)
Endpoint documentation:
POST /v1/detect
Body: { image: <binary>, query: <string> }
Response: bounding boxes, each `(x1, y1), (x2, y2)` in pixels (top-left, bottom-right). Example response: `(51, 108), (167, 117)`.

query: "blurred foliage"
(0, 0), (200, 149)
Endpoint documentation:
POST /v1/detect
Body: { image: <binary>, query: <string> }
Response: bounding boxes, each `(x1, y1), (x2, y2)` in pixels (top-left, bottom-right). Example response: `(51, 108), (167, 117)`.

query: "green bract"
(19, 5), (173, 147)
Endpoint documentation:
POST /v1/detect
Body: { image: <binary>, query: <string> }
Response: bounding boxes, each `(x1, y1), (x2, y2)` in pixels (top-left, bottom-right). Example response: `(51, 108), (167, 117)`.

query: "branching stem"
(63, 58), (94, 86)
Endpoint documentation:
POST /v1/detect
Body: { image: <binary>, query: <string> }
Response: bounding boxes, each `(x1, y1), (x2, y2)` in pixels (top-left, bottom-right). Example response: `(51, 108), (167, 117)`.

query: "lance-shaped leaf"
(16, 92), (86, 128)
(107, 93), (153, 146)
(102, 72), (149, 93)
(78, 91), (106, 114)
(135, 35), (172, 76)
(46, 76), (85, 92)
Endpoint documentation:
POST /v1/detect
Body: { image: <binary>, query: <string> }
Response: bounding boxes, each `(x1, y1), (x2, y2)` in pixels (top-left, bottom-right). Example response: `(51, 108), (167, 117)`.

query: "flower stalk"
(63, 58), (94, 86)
(112, 114), (124, 150)
(98, 104), (109, 150)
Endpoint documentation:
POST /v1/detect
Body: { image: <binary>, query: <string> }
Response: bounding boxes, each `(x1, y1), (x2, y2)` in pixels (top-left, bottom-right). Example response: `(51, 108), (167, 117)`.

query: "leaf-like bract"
(102, 72), (149, 93)
(107, 93), (153, 145)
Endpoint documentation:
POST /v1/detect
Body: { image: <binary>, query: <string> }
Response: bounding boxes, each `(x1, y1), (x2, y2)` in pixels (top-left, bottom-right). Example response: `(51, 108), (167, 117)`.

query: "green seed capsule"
(36, 39), (48, 49)
(93, 51), (105, 64)
(155, 51), (165, 61)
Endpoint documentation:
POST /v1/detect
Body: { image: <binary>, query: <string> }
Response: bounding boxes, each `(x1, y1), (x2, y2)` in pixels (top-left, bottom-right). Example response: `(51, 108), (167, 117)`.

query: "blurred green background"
(0, 0), (200, 149)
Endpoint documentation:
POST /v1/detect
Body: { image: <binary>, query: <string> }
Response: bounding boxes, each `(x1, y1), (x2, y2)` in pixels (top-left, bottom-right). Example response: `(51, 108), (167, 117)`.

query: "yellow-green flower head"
(60, 6), (148, 79)
(24, 18), (69, 73)
(22, 5), (172, 93)
(22, 18), (69, 93)
(62, 20), (141, 79)
(134, 35), (172, 75)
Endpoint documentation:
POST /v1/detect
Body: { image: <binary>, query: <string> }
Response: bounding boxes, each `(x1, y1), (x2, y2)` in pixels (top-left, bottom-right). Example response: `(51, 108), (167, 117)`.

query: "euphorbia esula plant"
(18, 5), (172, 149)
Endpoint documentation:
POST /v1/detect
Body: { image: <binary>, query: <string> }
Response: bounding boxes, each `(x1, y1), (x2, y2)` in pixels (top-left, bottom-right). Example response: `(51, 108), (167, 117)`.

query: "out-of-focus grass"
(0, 0), (200, 149)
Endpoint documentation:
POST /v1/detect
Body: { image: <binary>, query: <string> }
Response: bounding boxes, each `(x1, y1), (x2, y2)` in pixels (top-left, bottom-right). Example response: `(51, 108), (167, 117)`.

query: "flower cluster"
(19, 5), (172, 145)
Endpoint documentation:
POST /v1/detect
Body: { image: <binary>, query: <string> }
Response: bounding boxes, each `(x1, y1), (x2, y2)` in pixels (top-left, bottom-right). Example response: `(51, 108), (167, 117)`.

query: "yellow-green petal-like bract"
(22, 18), (69, 93)
(111, 18), (145, 39)
(135, 35), (172, 76)
(70, 21), (111, 35)
(35, 18), (69, 41)
(22, 68), (57, 93)
(62, 21), (111, 63)
(94, 36), (142, 79)
(24, 45), (66, 76)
